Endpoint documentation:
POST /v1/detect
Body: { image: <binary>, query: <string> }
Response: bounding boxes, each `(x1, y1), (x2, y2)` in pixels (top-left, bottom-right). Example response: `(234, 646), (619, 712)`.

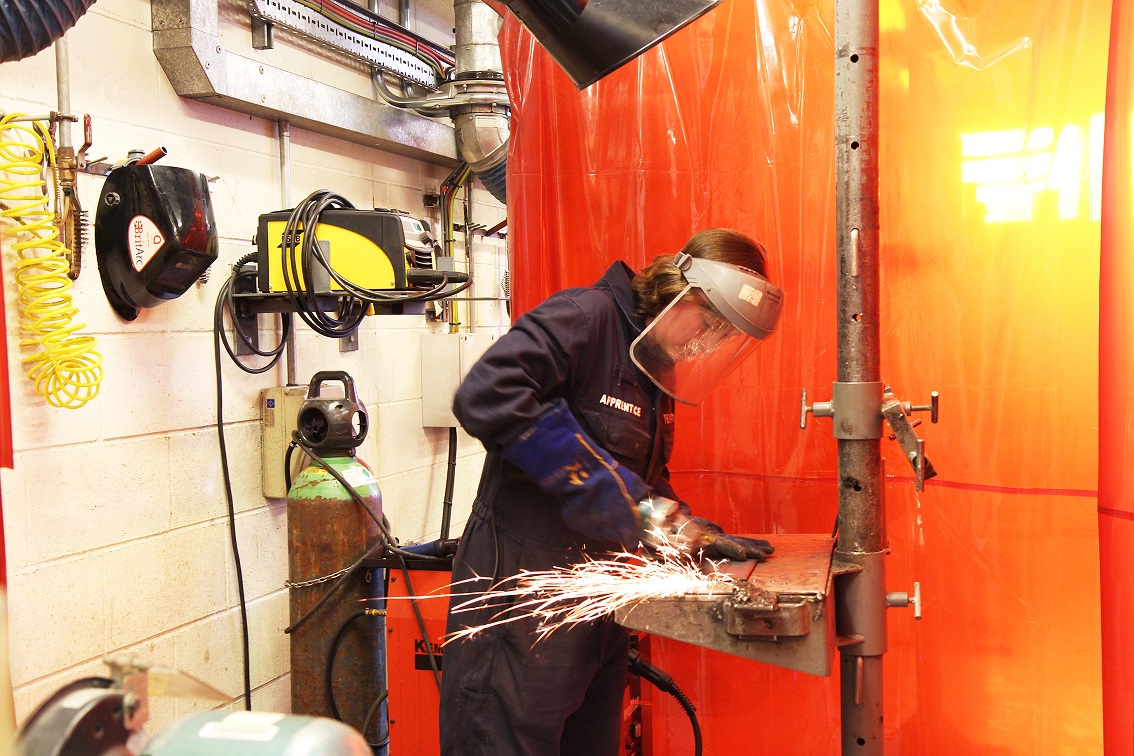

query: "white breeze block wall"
(0, 0), (508, 734)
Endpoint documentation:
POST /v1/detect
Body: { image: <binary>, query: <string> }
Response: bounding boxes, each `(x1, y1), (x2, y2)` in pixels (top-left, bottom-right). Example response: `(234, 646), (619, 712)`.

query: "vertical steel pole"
(834, 0), (886, 753)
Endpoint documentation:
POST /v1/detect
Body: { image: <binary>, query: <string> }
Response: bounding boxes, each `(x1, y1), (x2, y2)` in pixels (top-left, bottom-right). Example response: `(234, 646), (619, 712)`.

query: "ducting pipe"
(452, 0), (508, 202)
(0, 0), (95, 63)
(374, 0), (509, 203)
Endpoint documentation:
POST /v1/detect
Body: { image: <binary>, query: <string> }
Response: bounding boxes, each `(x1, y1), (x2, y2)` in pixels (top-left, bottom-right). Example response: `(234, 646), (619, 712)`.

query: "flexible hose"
(0, 113), (102, 408)
(0, 0), (95, 64)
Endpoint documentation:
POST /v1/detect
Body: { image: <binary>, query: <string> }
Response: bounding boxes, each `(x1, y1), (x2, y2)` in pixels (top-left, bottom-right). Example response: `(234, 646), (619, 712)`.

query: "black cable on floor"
(213, 297), (252, 711)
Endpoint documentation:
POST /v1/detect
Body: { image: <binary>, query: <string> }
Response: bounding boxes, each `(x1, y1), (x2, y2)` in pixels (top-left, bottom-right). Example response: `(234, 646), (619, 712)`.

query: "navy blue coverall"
(439, 262), (679, 756)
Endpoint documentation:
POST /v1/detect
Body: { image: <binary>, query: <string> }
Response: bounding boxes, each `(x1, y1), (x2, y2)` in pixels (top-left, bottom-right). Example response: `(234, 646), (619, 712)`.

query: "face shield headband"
(630, 252), (785, 405)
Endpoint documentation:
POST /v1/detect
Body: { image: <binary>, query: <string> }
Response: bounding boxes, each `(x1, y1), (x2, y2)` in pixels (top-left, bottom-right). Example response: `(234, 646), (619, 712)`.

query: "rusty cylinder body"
(287, 455), (385, 748)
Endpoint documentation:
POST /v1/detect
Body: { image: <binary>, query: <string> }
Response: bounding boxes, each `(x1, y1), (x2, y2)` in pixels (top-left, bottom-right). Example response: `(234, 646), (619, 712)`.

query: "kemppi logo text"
(415, 639), (444, 656)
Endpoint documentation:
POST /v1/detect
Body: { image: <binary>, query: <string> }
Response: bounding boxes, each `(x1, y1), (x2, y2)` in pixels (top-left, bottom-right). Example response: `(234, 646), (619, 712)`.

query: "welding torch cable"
(281, 191), (366, 338)
(295, 213), (473, 304)
(392, 555), (443, 689)
(628, 648), (702, 756)
(309, 237), (474, 303)
(290, 439), (447, 688)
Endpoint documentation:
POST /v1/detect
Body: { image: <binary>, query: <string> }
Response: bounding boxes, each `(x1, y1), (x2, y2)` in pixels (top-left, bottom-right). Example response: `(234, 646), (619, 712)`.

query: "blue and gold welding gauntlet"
(503, 400), (651, 547)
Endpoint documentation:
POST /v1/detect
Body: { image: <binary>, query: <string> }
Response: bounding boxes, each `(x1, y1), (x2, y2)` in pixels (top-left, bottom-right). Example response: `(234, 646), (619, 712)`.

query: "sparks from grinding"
(445, 537), (738, 645)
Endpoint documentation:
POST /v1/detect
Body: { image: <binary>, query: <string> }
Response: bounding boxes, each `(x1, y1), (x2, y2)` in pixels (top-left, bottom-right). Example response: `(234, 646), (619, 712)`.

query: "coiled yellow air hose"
(0, 113), (102, 408)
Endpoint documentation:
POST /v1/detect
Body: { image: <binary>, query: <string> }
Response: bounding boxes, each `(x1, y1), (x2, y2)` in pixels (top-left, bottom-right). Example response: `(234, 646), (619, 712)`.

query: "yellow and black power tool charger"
(256, 208), (409, 295)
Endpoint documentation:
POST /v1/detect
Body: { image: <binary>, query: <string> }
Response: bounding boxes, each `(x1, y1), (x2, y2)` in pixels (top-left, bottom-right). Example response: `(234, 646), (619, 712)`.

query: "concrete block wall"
(0, 0), (508, 736)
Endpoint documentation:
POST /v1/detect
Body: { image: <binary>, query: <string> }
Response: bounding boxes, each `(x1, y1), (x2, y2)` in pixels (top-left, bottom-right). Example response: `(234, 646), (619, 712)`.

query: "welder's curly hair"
(631, 229), (770, 321)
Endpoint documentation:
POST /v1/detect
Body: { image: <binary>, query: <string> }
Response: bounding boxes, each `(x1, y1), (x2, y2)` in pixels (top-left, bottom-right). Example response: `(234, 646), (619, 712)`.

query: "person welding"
(439, 228), (785, 756)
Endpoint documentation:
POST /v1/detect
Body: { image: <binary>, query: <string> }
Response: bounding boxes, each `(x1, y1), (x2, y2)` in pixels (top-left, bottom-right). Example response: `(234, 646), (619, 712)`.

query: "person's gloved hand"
(502, 400), (650, 547)
(687, 516), (775, 562)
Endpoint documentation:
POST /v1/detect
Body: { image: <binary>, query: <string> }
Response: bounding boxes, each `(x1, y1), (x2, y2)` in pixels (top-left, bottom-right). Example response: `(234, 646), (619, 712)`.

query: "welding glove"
(687, 516), (775, 562)
(502, 400), (651, 547)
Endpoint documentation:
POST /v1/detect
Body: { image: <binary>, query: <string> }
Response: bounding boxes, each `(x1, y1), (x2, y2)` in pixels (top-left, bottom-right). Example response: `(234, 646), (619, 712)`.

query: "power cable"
(279, 190), (473, 340)
(628, 648), (702, 756)
(218, 254), (291, 372)
(211, 256), (293, 711)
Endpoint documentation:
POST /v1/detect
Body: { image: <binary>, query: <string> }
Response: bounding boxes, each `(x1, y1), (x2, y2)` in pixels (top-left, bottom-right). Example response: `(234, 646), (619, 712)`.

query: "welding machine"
(256, 208), (413, 294)
(377, 545), (455, 755)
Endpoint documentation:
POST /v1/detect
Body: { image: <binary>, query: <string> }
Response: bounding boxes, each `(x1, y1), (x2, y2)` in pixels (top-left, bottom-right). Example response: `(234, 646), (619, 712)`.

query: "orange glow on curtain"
(1098, 0), (1134, 752)
(501, 0), (1107, 751)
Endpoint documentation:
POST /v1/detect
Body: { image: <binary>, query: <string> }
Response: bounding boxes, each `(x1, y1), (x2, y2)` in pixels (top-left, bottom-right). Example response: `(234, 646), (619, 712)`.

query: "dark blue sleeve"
(453, 292), (594, 451)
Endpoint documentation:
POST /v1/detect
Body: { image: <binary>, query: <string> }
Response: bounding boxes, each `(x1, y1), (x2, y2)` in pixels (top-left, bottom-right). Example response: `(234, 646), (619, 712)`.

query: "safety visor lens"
(630, 285), (761, 405)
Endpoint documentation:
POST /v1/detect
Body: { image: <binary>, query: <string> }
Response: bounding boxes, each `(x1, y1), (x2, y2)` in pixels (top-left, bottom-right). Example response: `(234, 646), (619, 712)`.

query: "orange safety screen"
(1098, 0), (1134, 752)
(499, 0), (1111, 752)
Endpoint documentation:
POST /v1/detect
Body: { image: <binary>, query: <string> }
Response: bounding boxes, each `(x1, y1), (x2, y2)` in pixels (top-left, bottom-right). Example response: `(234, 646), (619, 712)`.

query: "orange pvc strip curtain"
(1098, 0), (1134, 752)
(501, 0), (1111, 752)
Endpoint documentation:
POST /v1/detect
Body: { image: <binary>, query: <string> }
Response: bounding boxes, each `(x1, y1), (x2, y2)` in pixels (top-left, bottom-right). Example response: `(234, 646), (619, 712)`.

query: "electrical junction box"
(260, 385), (310, 498)
(421, 333), (497, 427)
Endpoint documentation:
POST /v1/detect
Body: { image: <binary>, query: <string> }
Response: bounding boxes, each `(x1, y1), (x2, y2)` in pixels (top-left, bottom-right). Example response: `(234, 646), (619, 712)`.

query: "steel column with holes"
(834, 0), (886, 753)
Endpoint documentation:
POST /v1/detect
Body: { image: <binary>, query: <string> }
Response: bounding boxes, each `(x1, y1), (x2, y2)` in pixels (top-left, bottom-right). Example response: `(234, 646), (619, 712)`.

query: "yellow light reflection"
(959, 118), (1124, 223)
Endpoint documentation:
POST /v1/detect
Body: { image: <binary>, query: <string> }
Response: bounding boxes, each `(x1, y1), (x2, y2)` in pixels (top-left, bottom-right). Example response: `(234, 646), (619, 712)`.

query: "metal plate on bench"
(615, 534), (836, 676)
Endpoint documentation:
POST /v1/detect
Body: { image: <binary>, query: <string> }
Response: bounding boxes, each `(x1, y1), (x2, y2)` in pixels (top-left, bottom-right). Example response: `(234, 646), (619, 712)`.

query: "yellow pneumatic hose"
(0, 113), (102, 408)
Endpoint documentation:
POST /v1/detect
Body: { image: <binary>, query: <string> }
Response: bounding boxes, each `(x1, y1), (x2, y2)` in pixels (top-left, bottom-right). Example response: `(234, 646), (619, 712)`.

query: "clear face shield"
(630, 253), (784, 405)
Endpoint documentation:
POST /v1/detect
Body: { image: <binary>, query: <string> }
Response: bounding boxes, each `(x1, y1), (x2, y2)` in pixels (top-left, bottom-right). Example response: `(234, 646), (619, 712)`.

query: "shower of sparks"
(445, 539), (739, 645)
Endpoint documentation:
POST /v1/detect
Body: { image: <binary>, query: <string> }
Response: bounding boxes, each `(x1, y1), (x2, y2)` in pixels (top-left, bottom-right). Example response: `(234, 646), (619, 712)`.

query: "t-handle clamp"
(903, 391), (939, 424)
(881, 386), (938, 491)
(886, 582), (923, 619)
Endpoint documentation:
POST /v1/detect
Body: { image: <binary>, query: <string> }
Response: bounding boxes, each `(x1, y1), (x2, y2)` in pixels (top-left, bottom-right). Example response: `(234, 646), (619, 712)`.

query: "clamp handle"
(799, 388), (834, 429)
(903, 391), (939, 423)
(886, 581), (923, 619)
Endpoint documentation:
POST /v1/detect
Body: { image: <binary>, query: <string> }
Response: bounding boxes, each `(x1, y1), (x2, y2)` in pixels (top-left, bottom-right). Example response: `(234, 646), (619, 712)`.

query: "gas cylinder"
(287, 371), (386, 752)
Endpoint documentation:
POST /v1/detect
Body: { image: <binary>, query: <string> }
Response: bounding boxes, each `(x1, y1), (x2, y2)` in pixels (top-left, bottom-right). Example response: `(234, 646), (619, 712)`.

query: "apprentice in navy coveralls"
(439, 261), (677, 756)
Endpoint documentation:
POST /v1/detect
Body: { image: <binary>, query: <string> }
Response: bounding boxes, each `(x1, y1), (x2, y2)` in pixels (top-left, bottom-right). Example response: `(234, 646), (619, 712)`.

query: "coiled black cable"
(217, 253), (292, 373)
(280, 190), (474, 339)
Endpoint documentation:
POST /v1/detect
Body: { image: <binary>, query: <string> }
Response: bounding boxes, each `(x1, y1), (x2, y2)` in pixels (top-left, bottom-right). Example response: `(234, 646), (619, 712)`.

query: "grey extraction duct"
(374, 0), (509, 203)
(0, 0), (95, 63)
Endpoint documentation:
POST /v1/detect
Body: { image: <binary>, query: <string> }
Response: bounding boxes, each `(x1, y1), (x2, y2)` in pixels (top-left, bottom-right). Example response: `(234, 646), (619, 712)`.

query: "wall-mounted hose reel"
(94, 163), (218, 321)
